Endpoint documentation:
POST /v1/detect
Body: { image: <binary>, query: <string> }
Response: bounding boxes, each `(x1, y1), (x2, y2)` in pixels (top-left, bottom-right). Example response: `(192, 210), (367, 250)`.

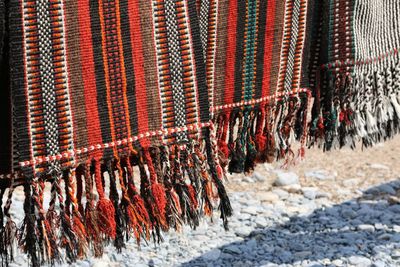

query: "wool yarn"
(0, 0), (399, 266)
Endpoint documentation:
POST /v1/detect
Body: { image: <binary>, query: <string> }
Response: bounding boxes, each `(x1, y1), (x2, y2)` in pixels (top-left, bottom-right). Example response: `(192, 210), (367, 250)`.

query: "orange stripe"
(98, 0), (117, 155)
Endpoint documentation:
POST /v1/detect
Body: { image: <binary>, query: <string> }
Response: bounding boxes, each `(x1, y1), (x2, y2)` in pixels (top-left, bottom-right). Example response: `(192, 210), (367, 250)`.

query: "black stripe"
(187, 0), (209, 123)
(90, 0), (113, 158)
(253, 0), (267, 100)
(0, 0), (11, 174)
(120, 0), (139, 137)
(8, 0), (33, 176)
(233, 0), (247, 104)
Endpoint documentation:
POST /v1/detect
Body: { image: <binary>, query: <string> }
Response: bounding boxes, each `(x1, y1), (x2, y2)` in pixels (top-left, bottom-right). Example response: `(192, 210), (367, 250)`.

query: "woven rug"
(309, 0), (400, 149)
(0, 0), (399, 266)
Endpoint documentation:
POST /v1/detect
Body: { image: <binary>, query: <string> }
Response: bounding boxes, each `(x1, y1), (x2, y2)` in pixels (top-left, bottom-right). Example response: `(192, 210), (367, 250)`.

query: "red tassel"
(93, 160), (116, 239)
(217, 139), (229, 159)
(143, 148), (168, 228)
(150, 183), (167, 222)
(96, 198), (116, 239)
(186, 184), (198, 209)
(72, 215), (88, 258)
(256, 133), (267, 152)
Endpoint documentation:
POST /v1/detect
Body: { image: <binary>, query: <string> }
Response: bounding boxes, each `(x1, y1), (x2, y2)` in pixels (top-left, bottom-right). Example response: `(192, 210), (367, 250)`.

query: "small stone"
(252, 171), (266, 182)
(305, 170), (336, 180)
(342, 178), (360, 187)
(302, 187), (318, 200)
(389, 205), (400, 214)
(341, 209), (357, 219)
(243, 177), (255, 183)
(373, 260), (386, 267)
(388, 196), (400, 205)
(332, 259), (344, 266)
(366, 184), (396, 195)
(357, 224), (375, 232)
(282, 184), (303, 194)
(274, 171), (299, 186)
(91, 259), (110, 267)
(272, 188), (289, 199)
(258, 192), (279, 202)
(294, 251), (312, 258)
(348, 256), (371, 266)
(235, 226), (252, 237)
(374, 223), (386, 230)
(242, 206), (258, 215)
(378, 234), (391, 240)
(255, 217), (268, 228)
(223, 245), (242, 255)
(203, 249), (221, 261)
(369, 163), (390, 170)
(392, 249), (400, 259)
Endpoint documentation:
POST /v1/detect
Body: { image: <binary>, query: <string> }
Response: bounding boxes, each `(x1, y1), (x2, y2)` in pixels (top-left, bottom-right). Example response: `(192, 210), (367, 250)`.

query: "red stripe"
(127, 0), (150, 146)
(223, 0), (238, 105)
(261, 0), (276, 97)
(115, 0), (133, 149)
(78, 1), (102, 159)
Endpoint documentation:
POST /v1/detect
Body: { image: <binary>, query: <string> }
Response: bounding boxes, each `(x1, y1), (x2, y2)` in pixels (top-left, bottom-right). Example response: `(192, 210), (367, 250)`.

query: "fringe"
(311, 54), (400, 149)
(215, 92), (311, 174)
(0, 132), (232, 266)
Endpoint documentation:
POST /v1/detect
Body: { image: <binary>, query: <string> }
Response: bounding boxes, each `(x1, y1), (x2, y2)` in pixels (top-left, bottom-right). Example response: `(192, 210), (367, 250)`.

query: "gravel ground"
(5, 137), (400, 267)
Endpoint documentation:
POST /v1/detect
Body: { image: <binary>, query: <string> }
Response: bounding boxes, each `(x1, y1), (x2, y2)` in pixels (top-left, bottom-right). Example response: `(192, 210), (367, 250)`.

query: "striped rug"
(0, 0), (399, 265)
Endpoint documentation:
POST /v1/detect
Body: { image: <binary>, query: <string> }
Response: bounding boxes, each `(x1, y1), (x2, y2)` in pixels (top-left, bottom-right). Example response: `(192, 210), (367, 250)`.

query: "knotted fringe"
(1, 130), (232, 266)
(0, 175), (17, 267)
(215, 91), (311, 174)
(310, 54), (400, 149)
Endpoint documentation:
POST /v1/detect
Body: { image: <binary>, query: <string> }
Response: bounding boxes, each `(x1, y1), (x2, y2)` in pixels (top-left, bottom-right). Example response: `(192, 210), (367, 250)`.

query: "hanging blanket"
(0, 0), (399, 266)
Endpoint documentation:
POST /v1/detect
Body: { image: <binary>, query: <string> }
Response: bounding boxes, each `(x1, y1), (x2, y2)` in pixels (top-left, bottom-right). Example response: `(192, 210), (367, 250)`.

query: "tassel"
(228, 112), (246, 173)
(18, 181), (40, 267)
(255, 107), (267, 152)
(159, 146), (183, 231)
(94, 160), (116, 239)
(83, 163), (103, 257)
(171, 148), (199, 228)
(65, 169), (88, 258)
(205, 129), (232, 230)
(115, 159), (144, 244)
(1, 175), (17, 265)
(107, 161), (125, 251)
(143, 148), (168, 230)
(33, 178), (58, 263)
(125, 158), (151, 238)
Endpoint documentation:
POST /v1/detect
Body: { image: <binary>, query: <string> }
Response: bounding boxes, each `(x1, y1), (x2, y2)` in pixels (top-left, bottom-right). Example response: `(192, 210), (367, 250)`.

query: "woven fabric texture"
(0, 0), (399, 265)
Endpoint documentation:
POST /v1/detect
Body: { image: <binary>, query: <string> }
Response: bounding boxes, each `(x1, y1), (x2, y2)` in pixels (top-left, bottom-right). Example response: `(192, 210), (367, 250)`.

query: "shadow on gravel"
(181, 180), (400, 266)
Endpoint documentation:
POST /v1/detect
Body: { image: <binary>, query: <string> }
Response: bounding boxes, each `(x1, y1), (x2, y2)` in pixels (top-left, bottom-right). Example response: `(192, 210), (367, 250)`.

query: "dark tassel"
(53, 170), (78, 263)
(18, 181), (40, 267)
(159, 146), (183, 231)
(1, 174), (18, 267)
(107, 161), (125, 252)
(171, 148), (199, 229)
(204, 129), (232, 230)
(228, 112), (246, 173)
(244, 110), (258, 172)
